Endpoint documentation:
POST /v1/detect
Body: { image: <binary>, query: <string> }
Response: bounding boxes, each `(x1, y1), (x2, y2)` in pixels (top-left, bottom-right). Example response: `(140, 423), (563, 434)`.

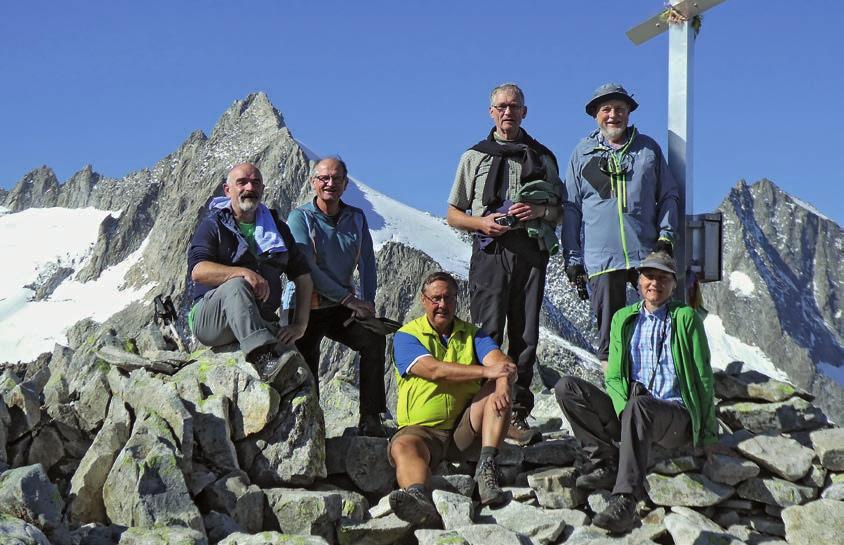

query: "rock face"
(701, 179), (844, 424)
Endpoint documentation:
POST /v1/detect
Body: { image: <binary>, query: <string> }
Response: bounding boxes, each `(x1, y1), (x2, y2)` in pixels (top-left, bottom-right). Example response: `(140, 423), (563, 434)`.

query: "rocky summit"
(1, 93), (843, 544)
(0, 328), (842, 545)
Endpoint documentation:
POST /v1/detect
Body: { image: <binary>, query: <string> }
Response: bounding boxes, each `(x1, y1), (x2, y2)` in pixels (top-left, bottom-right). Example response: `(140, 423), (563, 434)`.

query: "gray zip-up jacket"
(562, 127), (679, 277)
(282, 199), (376, 310)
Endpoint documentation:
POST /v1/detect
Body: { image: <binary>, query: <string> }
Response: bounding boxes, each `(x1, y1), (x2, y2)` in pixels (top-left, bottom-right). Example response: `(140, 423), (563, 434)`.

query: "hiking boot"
(475, 457), (507, 507)
(248, 348), (285, 383)
(357, 414), (387, 437)
(592, 493), (638, 534)
(506, 413), (541, 446)
(575, 465), (617, 491)
(388, 487), (439, 526)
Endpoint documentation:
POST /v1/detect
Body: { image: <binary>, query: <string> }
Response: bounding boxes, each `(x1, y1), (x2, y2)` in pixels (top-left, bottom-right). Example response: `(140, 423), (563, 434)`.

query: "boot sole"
(389, 491), (438, 526)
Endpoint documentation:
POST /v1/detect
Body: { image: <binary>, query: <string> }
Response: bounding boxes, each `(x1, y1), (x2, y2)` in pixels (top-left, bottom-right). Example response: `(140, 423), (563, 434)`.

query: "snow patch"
(728, 271), (755, 298)
(0, 207), (155, 362)
(818, 362), (844, 389)
(345, 178), (471, 277)
(0, 206), (10, 217)
(791, 196), (831, 222)
(703, 313), (790, 382)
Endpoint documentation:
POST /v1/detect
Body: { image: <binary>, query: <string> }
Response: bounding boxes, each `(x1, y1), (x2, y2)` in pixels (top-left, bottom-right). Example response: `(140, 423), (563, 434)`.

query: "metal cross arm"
(627, 0), (725, 45)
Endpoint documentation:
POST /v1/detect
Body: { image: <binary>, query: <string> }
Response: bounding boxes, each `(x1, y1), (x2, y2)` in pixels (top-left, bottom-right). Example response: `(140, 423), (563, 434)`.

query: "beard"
(238, 195), (260, 213)
(600, 125), (627, 142)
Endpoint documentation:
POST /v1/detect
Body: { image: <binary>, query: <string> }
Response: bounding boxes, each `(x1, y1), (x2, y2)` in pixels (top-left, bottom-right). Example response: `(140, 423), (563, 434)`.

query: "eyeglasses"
(313, 174), (346, 184)
(492, 103), (523, 113)
(422, 293), (456, 305)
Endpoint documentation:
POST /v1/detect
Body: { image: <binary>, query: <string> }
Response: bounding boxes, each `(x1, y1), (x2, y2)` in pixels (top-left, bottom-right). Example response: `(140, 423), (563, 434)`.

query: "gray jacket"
(562, 127), (679, 276)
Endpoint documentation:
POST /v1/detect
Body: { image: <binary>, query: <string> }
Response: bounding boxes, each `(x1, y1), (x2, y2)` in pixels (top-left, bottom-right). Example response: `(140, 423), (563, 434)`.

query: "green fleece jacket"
(605, 301), (717, 447)
(514, 179), (561, 255)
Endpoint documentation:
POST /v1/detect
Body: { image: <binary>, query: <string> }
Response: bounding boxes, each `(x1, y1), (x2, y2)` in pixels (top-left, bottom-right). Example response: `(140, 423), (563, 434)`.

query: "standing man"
(554, 252), (724, 533)
(562, 83), (680, 371)
(447, 83), (563, 442)
(388, 272), (516, 526)
(284, 157), (387, 437)
(188, 163), (314, 381)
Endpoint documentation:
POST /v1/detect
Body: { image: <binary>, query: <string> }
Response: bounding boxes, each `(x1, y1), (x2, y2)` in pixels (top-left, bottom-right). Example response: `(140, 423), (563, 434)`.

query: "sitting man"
(388, 271), (516, 526)
(285, 157), (387, 437)
(187, 163), (314, 380)
(554, 251), (726, 533)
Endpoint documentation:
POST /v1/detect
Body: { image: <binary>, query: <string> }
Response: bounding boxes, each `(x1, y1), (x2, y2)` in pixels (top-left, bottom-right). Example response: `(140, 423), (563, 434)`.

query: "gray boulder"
(118, 369), (194, 471)
(0, 375), (41, 442)
(415, 530), (470, 545)
(336, 514), (413, 545)
(735, 434), (814, 481)
(718, 398), (827, 434)
(325, 437), (392, 495)
(645, 473), (734, 507)
(219, 533), (330, 545)
(821, 482), (844, 500)
(117, 527), (208, 545)
(526, 467), (586, 508)
(264, 488), (342, 543)
(0, 514), (52, 545)
(702, 454), (760, 486)
(664, 506), (745, 545)
(102, 412), (204, 534)
(522, 438), (578, 466)
(782, 499), (844, 545)
(736, 476), (816, 507)
(69, 398), (132, 524)
(431, 490), (474, 530)
(430, 474), (476, 497)
(459, 524), (540, 545)
(0, 401), (9, 467)
(0, 464), (67, 544)
(477, 500), (568, 544)
(197, 473), (264, 534)
(191, 394), (240, 472)
(810, 427), (844, 470)
(651, 455), (701, 476)
(714, 370), (809, 403)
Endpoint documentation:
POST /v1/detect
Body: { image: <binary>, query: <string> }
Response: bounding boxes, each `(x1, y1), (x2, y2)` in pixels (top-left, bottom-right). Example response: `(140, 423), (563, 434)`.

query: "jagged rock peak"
(210, 92), (287, 140)
(3, 165), (60, 211)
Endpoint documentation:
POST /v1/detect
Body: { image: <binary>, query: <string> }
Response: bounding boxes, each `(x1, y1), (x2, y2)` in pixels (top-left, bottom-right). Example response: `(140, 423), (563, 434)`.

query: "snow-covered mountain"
(2, 93), (841, 422)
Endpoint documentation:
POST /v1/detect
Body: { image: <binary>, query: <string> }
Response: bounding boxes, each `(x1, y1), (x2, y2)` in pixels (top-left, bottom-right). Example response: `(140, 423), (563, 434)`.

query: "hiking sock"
(406, 483), (427, 495)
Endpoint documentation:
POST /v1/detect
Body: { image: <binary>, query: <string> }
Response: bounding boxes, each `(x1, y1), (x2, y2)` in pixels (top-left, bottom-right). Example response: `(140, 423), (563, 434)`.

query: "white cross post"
(627, 0), (725, 302)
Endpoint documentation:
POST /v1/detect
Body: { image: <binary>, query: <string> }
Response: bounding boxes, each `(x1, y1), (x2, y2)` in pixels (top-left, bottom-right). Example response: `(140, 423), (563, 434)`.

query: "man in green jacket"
(554, 251), (726, 533)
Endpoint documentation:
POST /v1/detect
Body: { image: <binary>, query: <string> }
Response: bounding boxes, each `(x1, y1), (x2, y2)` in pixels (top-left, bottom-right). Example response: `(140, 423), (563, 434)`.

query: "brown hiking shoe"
(505, 413), (541, 446)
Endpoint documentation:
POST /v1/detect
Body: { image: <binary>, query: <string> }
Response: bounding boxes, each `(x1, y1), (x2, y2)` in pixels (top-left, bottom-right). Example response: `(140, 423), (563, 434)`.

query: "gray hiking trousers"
(191, 277), (279, 357)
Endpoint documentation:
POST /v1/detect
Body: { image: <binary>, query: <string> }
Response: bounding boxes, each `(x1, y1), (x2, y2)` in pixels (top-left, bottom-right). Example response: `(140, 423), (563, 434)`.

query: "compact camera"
(493, 215), (518, 227)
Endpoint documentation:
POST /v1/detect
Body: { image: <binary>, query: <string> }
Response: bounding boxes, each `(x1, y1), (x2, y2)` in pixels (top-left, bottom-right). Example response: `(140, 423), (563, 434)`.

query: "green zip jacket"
(605, 301), (717, 447)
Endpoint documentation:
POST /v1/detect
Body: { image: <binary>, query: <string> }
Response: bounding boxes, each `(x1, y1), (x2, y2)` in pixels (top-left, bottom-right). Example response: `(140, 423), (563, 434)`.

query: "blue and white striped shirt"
(629, 304), (684, 406)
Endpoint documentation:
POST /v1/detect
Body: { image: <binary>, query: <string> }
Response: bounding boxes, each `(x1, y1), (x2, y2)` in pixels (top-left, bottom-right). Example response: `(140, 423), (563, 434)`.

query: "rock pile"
(0, 326), (842, 544)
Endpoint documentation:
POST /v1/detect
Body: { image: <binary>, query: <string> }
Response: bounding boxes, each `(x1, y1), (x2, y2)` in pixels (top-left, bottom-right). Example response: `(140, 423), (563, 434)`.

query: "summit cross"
(627, 0), (727, 302)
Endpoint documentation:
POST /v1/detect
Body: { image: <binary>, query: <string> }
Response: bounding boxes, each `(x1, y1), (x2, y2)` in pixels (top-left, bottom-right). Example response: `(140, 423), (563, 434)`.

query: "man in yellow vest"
(387, 271), (516, 526)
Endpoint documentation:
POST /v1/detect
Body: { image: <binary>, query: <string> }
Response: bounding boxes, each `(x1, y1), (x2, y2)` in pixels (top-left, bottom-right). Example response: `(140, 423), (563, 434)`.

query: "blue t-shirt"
(393, 329), (499, 376)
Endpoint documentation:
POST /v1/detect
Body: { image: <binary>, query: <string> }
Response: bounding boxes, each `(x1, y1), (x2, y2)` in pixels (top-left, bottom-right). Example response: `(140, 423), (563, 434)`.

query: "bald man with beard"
(188, 163), (314, 381)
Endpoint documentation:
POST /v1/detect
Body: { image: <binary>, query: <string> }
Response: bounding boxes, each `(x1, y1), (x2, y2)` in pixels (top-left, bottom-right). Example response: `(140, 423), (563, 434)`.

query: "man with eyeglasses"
(553, 251), (724, 533)
(447, 83), (563, 444)
(283, 157), (387, 437)
(562, 83), (680, 372)
(188, 163), (314, 382)
(388, 272), (517, 526)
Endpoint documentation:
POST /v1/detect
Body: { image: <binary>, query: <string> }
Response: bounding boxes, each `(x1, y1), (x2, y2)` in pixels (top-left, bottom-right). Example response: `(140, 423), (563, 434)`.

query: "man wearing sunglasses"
(283, 157), (388, 437)
(562, 83), (680, 372)
(447, 83), (563, 444)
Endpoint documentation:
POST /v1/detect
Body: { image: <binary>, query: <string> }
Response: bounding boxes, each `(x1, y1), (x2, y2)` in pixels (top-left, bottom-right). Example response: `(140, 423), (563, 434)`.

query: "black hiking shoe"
(475, 457), (507, 507)
(575, 465), (617, 491)
(357, 414), (387, 437)
(593, 493), (638, 534)
(389, 487), (439, 527)
(506, 412), (541, 446)
(248, 347), (284, 383)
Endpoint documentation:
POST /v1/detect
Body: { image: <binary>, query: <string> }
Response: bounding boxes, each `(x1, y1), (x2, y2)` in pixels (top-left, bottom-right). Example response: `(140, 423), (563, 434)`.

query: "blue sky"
(2, 1), (843, 225)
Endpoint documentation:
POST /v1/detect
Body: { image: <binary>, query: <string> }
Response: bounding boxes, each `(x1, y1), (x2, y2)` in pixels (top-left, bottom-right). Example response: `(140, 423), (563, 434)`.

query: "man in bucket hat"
(553, 251), (725, 533)
(562, 83), (680, 372)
